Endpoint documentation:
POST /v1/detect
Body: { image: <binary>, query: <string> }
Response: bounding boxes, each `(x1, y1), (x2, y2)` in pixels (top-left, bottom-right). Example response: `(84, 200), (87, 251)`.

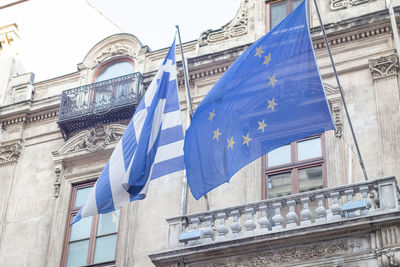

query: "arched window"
(92, 59), (135, 107)
(94, 59), (134, 82)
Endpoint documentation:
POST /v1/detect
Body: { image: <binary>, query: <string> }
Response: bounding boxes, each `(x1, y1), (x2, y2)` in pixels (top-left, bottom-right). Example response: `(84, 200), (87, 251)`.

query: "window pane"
(93, 234), (117, 263)
(96, 61), (134, 82)
(297, 137), (321, 161)
(268, 172), (292, 198)
(298, 166), (323, 193)
(75, 186), (93, 208)
(97, 210), (120, 236)
(268, 144), (291, 167)
(70, 216), (92, 241)
(270, 1), (287, 29)
(65, 240), (89, 267)
(293, 0), (302, 11)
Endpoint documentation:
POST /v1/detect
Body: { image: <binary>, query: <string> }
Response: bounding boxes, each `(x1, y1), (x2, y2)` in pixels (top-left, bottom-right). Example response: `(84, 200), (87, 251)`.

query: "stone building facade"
(1, 0), (400, 266)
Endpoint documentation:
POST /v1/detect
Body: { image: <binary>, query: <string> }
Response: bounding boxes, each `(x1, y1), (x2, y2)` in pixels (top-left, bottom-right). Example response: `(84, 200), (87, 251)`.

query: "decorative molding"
(198, 0), (248, 47)
(54, 167), (61, 198)
(0, 142), (22, 166)
(53, 123), (126, 157)
(330, 99), (343, 138)
(313, 26), (390, 50)
(1, 111), (58, 127)
(213, 239), (355, 266)
(369, 55), (399, 80)
(330, 0), (377, 11)
(92, 43), (136, 68)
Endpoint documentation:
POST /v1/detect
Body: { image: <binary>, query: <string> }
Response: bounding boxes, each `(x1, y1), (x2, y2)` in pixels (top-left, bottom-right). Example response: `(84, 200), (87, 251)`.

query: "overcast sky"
(2, 0), (240, 82)
(87, 0), (241, 50)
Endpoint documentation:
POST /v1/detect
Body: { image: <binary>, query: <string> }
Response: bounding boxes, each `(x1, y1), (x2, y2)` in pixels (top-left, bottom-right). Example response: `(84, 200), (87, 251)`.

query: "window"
(267, 0), (303, 30)
(62, 182), (120, 267)
(262, 135), (326, 199)
(92, 59), (135, 106)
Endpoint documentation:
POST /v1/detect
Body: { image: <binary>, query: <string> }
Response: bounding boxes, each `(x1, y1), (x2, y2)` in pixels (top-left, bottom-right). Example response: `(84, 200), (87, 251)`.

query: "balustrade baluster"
(202, 215), (215, 243)
(258, 205), (269, 233)
(230, 210), (242, 238)
(244, 207), (256, 235)
(329, 192), (342, 221)
(286, 200), (299, 228)
(215, 212), (229, 241)
(188, 217), (202, 245)
(315, 195), (327, 223)
(360, 186), (374, 215)
(300, 197), (313, 226)
(272, 202), (285, 230)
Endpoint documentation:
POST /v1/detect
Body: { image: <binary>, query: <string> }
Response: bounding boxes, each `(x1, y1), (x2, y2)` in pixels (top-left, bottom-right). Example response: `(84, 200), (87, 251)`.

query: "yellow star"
(242, 133), (252, 146)
(227, 136), (235, 149)
(258, 119), (268, 132)
(208, 109), (216, 122)
(213, 128), (222, 141)
(267, 98), (278, 111)
(263, 53), (271, 65)
(255, 46), (264, 58)
(268, 74), (278, 87)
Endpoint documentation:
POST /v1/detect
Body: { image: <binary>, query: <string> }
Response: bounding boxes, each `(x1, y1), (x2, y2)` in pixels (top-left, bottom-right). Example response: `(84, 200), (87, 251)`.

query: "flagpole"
(313, 0), (368, 181)
(175, 25), (210, 214)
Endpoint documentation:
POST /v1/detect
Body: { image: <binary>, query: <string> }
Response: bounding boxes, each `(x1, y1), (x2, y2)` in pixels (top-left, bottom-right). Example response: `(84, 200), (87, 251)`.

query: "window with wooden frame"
(266, 0), (303, 30)
(262, 135), (326, 199)
(62, 182), (120, 267)
(91, 58), (135, 106)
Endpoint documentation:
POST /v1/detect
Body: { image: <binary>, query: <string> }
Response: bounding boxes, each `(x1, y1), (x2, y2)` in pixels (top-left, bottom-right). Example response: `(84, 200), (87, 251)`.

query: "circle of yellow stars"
(206, 44), (280, 151)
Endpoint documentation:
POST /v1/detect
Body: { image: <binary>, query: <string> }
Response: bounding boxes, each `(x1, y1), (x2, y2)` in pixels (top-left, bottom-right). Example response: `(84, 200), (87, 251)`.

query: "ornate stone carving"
(0, 142), (22, 166)
(93, 43), (136, 67)
(330, 99), (343, 138)
(214, 239), (354, 266)
(54, 168), (61, 198)
(68, 123), (123, 153)
(53, 123), (126, 157)
(330, 0), (377, 11)
(199, 0), (248, 47)
(369, 55), (399, 80)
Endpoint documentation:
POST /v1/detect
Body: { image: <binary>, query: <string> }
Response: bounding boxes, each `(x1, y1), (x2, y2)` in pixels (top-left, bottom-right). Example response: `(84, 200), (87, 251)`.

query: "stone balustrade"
(166, 176), (399, 248)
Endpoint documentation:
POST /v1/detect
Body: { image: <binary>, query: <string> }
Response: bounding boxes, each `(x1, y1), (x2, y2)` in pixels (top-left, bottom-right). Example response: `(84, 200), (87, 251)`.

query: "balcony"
(58, 72), (144, 139)
(150, 176), (400, 266)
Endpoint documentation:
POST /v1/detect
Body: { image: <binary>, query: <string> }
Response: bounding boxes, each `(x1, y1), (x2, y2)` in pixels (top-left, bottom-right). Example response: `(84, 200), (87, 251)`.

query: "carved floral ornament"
(0, 142), (22, 166)
(212, 239), (355, 266)
(199, 0), (248, 47)
(330, 0), (377, 11)
(92, 43), (137, 68)
(53, 123), (125, 157)
(369, 55), (399, 80)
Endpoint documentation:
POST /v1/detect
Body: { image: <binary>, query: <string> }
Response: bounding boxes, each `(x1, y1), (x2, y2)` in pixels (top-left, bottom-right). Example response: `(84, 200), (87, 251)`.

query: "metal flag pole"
(386, 0), (400, 57)
(175, 25), (210, 214)
(313, 0), (368, 181)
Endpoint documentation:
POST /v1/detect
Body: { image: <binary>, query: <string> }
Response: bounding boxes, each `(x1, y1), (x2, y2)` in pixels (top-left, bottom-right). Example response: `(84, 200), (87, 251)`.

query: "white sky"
(1, 0), (241, 82)
(88, 0), (241, 51)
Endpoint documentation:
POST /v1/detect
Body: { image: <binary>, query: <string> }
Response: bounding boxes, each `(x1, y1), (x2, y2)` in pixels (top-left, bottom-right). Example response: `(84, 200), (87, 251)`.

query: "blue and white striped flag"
(73, 39), (184, 224)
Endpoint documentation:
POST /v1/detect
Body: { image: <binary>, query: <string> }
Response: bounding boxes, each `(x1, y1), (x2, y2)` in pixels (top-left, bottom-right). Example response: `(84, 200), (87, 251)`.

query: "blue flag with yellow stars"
(184, 1), (335, 200)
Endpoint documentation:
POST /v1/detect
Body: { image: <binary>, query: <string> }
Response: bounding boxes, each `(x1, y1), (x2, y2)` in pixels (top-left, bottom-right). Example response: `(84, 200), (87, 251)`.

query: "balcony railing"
(58, 72), (144, 139)
(165, 176), (399, 248)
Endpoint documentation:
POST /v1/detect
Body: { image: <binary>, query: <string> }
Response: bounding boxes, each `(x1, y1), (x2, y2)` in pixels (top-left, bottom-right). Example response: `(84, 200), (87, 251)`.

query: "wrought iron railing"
(58, 72), (144, 138)
(59, 72), (144, 121)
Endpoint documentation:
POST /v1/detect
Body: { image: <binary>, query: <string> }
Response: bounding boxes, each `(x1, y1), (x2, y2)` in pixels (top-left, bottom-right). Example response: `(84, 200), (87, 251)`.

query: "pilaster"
(369, 54), (400, 178)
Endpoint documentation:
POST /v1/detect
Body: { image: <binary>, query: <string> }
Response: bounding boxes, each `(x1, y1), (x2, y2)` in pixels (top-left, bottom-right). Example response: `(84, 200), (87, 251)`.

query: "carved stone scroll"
(0, 142), (22, 166)
(54, 168), (61, 198)
(92, 43), (136, 68)
(330, 0), (377, 11)
(369, 55), (399, 80)
(330, 99), (343, 138)
(199, 0), (248, 47)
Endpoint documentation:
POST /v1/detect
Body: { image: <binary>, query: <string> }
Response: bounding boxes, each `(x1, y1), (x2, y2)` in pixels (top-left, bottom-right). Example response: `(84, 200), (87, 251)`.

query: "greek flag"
(73, 39), (184, 224)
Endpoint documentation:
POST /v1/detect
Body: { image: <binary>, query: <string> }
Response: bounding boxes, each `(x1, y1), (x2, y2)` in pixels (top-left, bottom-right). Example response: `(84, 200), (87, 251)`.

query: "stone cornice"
(150, 211), (400, 266)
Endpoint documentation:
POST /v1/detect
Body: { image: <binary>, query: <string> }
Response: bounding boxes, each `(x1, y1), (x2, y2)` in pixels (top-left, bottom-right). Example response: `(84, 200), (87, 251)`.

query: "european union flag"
(184, 1), (335, 200)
